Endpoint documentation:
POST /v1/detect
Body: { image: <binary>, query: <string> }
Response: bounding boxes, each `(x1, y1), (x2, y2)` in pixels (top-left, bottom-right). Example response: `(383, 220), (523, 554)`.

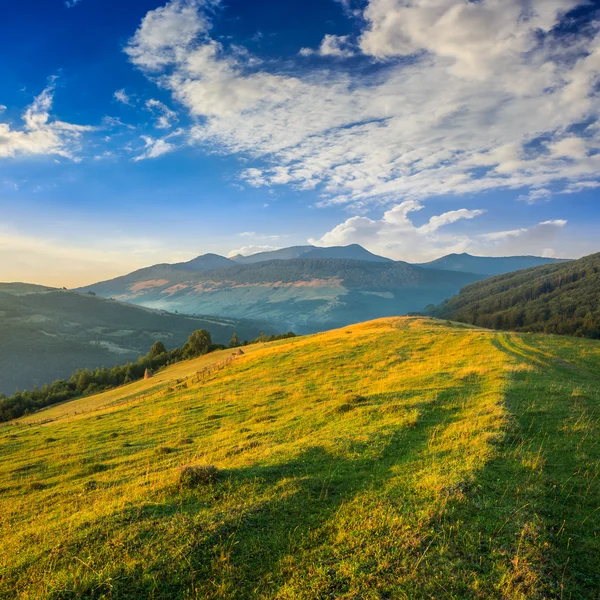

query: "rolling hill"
(429, 252), (600, 338)
(1, 317), (598, 598)
(416, 252), (568, 276)
(78, 257), (481, 332)
(0, 284), (267, 395)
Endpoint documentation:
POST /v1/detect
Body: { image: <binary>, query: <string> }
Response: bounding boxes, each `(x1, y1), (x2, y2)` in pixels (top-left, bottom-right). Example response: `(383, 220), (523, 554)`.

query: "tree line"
(0, 329), (296, 423)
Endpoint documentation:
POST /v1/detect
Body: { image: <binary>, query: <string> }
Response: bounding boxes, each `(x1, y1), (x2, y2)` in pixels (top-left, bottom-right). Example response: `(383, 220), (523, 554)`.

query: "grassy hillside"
(1, 318), (598, 598)
(430, 252), (600, 338)
(80, 258), (481, 333)
(0, 284), (267, 395)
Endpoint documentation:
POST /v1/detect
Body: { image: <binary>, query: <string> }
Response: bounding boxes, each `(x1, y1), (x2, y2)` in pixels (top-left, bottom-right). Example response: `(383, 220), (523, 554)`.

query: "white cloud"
(125, 0), (600, 209)
(309, 201), (568, 261)
(547, 136), (588, 159)
(518, 188), (552, 204)
(300, 35), (355, 58)
(65, 0), (83, 7)
(133, 135), (176, 161)
(0, 85), (93, 159)
(0, 105), (6, 113)
(478, 220), (567, 257)
(125, 0), (217, 71)
(114, 89), (134, 105)
(238, 231), (285, 241)
(145, 98), (178, 129)
(227, 244), (281, 257)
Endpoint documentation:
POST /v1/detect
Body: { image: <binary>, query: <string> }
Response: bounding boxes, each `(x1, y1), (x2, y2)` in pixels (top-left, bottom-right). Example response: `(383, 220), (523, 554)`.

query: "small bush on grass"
(179, 465), (220, 489)
(156, 446), (175, 455)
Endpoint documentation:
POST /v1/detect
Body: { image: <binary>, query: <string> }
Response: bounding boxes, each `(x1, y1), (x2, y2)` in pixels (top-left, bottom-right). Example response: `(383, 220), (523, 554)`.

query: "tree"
(229, 333), (240, 348)
(183, 329), (212, 358)
(149, 341), (167, 358)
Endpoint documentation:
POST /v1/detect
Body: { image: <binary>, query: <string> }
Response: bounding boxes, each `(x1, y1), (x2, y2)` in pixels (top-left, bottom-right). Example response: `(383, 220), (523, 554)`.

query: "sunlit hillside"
(1, 318), (598, 599)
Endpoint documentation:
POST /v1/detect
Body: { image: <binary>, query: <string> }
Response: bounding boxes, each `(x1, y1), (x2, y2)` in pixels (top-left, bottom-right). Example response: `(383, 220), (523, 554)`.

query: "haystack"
(144, 368), (153, 379)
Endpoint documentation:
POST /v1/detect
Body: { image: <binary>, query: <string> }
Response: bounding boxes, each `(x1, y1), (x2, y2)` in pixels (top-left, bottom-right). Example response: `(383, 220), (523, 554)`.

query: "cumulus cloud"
(124, 0), (600, 209)
(125, 0), (218, 71)
(145, 99), (178, 129)
(0, 85), (93, 159)
(309, 201), (568, 261)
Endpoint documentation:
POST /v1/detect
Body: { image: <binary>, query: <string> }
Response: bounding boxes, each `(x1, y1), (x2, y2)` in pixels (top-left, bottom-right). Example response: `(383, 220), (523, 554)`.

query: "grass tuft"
(178, 465), (221, 488)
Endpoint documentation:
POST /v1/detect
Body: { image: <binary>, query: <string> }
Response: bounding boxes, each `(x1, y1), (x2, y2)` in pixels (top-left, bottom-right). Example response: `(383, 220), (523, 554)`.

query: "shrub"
(178, 465), (220, 488)
(347, 393), (368, 404)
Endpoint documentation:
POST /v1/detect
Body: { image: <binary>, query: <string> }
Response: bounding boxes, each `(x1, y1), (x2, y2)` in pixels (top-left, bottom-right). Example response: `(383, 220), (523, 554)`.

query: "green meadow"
(0, 318), (598, 599)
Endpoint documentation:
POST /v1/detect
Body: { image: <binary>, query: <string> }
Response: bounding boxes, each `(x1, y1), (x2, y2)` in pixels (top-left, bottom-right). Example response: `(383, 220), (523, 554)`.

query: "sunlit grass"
(0, 317), (598, 598)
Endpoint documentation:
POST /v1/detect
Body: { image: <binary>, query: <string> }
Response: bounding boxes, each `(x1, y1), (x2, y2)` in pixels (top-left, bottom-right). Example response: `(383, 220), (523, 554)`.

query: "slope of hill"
(0, 284), (267, 395)
(79, 258), (482, 332)
(430, 252), (600, 338)
(1, 317), (598, 598)
(416, 252), (568, 276)
(229, 244), (392, 264)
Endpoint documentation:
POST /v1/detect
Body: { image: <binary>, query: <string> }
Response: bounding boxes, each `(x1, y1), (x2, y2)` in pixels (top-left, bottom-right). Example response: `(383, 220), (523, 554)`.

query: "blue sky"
(1, 0), (599, 286)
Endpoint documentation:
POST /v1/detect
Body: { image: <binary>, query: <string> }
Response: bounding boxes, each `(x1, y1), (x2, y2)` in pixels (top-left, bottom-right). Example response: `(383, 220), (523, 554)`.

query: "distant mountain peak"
(416, 253), (569, 277)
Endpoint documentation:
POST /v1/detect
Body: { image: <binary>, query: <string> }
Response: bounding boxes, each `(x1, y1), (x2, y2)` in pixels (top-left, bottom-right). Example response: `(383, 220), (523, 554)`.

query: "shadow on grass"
(41, 389), (465, 600)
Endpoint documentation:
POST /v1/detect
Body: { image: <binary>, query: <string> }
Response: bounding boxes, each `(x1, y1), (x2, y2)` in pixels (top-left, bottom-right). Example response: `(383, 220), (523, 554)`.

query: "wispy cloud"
(145, 99), (178, 129)
(227, 245), (281, 257)
(133, 135), (176, 161)
(124, 0), (600, 209)
(0, 84), (93, 159)
(113, 89), (134, 106)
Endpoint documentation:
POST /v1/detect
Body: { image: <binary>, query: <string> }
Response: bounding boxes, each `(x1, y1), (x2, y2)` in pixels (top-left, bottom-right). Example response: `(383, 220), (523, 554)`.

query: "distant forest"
(430, 252), (600, 339)
(0, 330), (295, 423)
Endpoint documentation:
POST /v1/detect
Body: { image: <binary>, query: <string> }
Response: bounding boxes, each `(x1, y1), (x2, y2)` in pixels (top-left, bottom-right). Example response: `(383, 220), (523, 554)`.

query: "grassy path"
(0, 318), (598, 599)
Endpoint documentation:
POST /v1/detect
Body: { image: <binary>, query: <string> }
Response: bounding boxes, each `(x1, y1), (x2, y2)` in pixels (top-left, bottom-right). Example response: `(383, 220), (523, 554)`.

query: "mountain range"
(78, 245), (566, 333)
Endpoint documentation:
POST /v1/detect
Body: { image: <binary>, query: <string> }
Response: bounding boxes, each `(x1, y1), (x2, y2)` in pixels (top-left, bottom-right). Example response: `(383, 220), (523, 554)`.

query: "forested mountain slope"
(430, 252), (600, 338)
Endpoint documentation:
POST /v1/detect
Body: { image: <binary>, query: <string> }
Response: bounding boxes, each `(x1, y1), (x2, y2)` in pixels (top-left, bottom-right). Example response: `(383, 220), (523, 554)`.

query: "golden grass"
(0, 317), (598, 599)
